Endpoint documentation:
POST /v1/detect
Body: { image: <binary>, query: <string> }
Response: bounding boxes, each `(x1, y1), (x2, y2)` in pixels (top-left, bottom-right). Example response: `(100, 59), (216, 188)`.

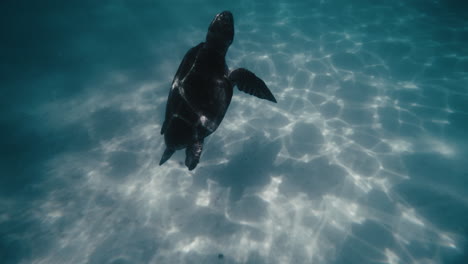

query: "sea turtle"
(160, 11), (277, 170)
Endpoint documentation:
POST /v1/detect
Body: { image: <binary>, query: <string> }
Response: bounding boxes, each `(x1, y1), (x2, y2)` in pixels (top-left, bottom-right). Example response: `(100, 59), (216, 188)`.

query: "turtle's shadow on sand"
(194, 134), (281, 203)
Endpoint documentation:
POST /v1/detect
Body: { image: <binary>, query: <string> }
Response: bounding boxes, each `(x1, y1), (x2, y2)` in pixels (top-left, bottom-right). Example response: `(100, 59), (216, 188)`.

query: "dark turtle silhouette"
(160, 11), (277, 170)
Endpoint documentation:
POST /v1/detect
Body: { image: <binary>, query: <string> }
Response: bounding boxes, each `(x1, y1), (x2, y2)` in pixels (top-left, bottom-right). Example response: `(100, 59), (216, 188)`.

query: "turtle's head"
(206, 11), (234, 53)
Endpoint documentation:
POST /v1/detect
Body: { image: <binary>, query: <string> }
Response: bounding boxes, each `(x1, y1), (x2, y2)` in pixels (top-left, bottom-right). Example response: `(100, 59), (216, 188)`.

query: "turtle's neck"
(204, 40), (229, 57)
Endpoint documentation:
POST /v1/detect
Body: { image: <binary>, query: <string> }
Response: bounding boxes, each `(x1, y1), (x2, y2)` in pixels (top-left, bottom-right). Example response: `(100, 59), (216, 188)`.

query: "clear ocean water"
(1, 0), (468, 263)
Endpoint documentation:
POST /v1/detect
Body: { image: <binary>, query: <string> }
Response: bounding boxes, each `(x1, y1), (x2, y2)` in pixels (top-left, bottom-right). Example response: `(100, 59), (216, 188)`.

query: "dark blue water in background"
(1, 0), (468, 263)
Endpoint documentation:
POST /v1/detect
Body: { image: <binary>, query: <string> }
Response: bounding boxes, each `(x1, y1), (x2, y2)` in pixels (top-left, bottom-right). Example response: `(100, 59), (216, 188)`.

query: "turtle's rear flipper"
(185, 140), (204, 171)
(160, 147), (175, 166)
(229, 68), (277, 103)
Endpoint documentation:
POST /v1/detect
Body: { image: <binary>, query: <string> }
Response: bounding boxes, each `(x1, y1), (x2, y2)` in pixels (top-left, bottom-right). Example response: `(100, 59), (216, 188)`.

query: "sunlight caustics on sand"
(1, 1), (468, 263)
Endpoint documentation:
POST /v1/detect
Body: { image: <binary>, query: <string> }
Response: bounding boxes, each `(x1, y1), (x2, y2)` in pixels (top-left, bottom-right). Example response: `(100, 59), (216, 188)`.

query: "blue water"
(1, 0), (468, 263)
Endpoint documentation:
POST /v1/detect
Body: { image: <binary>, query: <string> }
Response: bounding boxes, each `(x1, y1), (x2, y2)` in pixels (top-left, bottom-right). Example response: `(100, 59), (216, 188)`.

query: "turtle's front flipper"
(229, 68), (277, 103)
(185, 140), (204, 171)
(160, 147), (175, 166)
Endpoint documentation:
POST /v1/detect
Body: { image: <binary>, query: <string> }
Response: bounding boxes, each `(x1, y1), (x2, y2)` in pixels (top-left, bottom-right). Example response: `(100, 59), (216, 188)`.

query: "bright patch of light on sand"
(402, 208), (425, 227)
(445, 107), (454, 113)
(440, 233), (457, 249)
(195, 189), (210, 207)
(195, 180), (221, 207)
(431, 119), (449, 124)
(428, 139), (455, 157)
(398, 81), (419, 89)
(348, 173), (373, 193)
(324, 195), (365, 225)
(259, 176), (282, 203)
(273, 42), (288, 48)
(291, 53), (310, 66)
(323, 141), (340, 155)
(46, 210), (63, 220)
(384, 249), (400, 264)
(179, 236), (210, 253)
(373, 177), (391, 194)
(166, 224), (180, 235)
(343, 127), (354, 136)
(384, 139), (413, 153)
